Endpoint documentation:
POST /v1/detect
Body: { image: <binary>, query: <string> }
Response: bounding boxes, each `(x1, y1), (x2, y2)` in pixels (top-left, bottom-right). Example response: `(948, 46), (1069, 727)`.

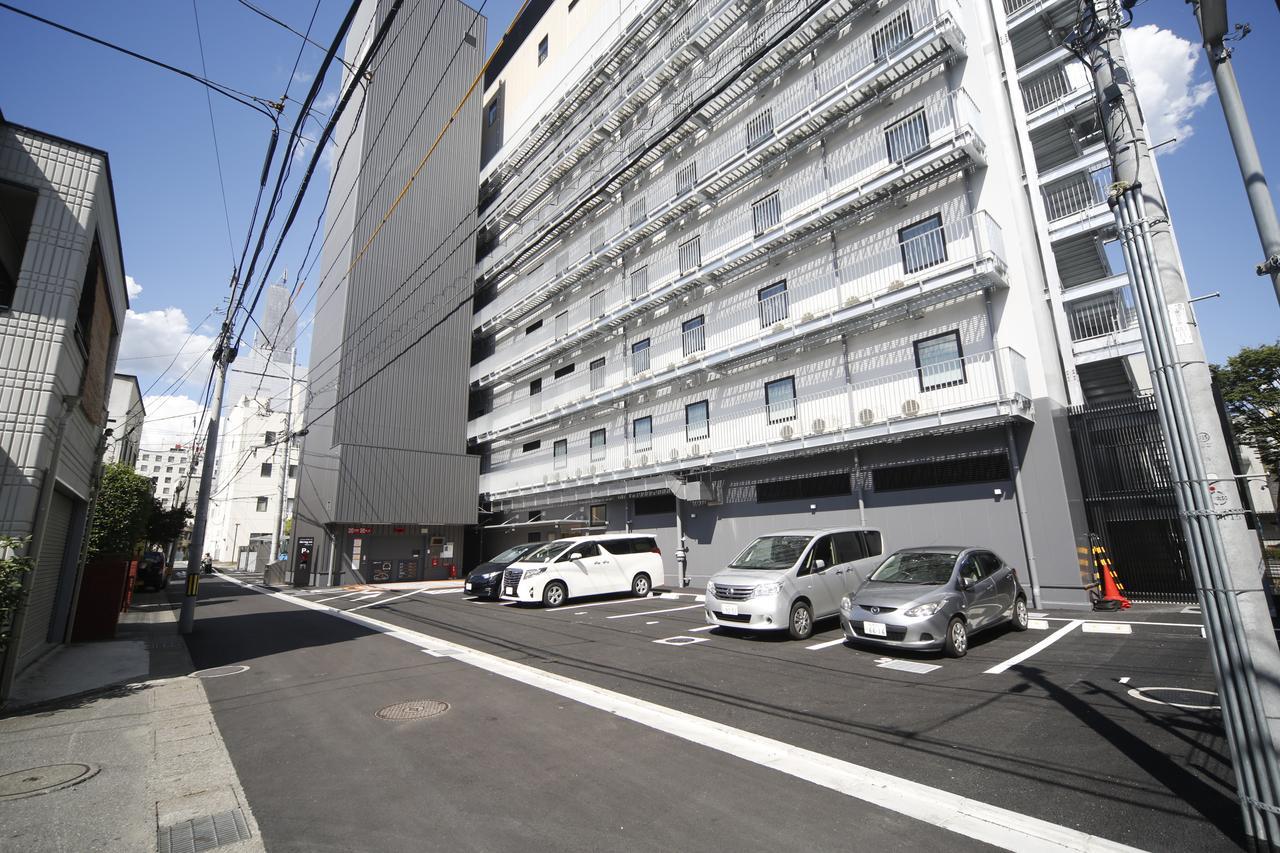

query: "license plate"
(464, 583), (472, 592)
(863, 621), (887, 637)
(722, 603), (739, 616)
(505, 586), (515, 596)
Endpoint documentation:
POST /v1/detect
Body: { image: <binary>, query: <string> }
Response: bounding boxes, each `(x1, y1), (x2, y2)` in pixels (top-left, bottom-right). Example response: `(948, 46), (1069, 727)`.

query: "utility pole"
(270, 350), (297, 563)
(180, 324), (236, 634)
(1069, 2), (1280, 844)
(1191, 0), (1280, 303)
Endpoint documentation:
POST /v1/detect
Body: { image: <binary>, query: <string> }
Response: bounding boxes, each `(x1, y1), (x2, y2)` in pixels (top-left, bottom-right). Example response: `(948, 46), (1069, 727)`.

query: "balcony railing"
(478, 0), (962, 297)
(475, 88), (983, 379)
(480, 348), (1032, 497)
(469, 212), (1007, 442)
(1043, 166), (1111, 222)
(1067, 291), (1138, 342)
(1019, 58), (1091, 116)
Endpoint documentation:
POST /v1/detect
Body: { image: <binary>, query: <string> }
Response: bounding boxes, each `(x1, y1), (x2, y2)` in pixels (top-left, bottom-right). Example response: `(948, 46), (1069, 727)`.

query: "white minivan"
(704, 527), (884, 639)
(500, 535), (666, 608)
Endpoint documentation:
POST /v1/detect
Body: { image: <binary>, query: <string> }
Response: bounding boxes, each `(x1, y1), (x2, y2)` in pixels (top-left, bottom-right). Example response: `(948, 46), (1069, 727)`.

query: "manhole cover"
(0, 763), (98, 800)
(189, 665), (250, 679)
(376, 699), (450, 721)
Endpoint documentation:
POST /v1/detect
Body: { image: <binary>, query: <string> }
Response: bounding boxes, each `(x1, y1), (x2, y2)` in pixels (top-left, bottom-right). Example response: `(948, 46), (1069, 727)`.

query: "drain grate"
(0, 763), (98, 800)
(158, 808), (250, 853)
(375, 699), (450, 721)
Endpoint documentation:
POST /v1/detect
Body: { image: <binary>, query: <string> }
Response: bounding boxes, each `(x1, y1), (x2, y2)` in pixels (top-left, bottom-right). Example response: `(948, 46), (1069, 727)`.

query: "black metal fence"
(1069, 396), (1197, 603)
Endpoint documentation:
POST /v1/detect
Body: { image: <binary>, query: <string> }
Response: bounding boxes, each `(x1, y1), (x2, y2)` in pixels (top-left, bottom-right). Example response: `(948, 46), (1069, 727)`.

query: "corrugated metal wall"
(16, 490), (72, 670)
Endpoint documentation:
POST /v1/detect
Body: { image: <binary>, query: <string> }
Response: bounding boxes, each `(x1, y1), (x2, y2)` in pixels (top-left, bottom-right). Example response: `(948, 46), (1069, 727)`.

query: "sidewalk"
(0, 588), (264, 853)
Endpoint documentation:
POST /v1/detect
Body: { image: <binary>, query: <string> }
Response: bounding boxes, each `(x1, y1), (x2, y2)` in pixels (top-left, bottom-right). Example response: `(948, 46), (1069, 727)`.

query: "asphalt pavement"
(187, 575), (1239, 852)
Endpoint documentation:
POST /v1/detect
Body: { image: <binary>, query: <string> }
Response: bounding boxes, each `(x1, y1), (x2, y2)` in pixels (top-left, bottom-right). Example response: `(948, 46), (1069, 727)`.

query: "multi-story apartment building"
(104, 373), (144, 466)
(138, 444), (199, 511)
(0, 110), (128, 696)
(467, 0), (1215, 606)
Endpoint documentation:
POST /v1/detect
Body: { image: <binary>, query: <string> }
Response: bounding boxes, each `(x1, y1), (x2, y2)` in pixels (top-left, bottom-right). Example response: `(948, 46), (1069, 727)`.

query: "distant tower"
(256, 273), (298, 362)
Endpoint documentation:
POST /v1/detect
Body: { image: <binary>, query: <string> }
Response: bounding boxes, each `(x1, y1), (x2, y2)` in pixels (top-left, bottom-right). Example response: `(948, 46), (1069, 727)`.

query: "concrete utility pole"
(1191, 0), (1280, 303)
(270, 351), (297, 562)
(1070, 2), (1280, 844)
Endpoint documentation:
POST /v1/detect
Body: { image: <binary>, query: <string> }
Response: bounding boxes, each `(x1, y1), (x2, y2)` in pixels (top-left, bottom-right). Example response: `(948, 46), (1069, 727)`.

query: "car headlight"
(840, 595), (852, 612)
(904, 601), (944, 618)
(705, 581), (717, 598)
(523, 567), (547, 577)
(748, 581), (783, 599)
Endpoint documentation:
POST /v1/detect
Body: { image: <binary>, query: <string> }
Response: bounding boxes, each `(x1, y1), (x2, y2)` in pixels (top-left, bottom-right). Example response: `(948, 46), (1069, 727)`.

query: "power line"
(234, 0), (359, 75)
(190, 0), (237, 264)
(0, 2), (281, 119)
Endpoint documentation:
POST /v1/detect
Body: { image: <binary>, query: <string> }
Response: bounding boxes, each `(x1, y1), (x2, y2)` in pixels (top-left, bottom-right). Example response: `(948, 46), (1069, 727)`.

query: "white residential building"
(104, 373), (144, 466)
(138, 444), (199, 511)
(466, 0), (1217, 605)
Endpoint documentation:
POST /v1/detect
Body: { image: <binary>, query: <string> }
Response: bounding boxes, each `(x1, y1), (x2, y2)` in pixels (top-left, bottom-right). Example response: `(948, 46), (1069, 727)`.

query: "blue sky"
(0, 0), (1275, 446)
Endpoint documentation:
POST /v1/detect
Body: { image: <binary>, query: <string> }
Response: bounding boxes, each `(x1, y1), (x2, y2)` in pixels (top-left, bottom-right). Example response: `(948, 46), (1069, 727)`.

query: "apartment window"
(168, 455), (175, 462)
(554, 362), (575, 380)
(487, 101), (498, 126)
(885, 108), (929, 163)
(265, 431), (277, 445)
(899, 214), (946, 274)
(261, 462), (273, 477)
(589, 428), (607, 462)
(757, 473), (852, 503)
(633, 416), (653, 452)
(676, 162), (697, 195)
(538, 35), (549, 65)
(164, 477), (172, 484)
(0, 180), (38, 309)
(681, 315), (705, 356)
(913, 330), (966, 391)
(765, 376), (797, 424)
(166, 466), (174, 472)
(523, 440), (541, 453)
(589, 503), (607, 526)
(590, 357), (606, 391)
(746, 108), (774, 148)
(555, 309), (569, 337)
(163, 487), (170, 495)
(872, 453), (1010, 492)
(629, 197), (647, 228)
(554, 438), (568, 469)
(685, 400), (710, 441)
(590, 289), (606, 317)
(526, 318), (543, 335)
(631, 338), (651, 374)
(871, 10), (913, 62)
(630, 265), (649, 300)
(288, 465), (297, 478)
(530, 377), (543, 396)
(752, 191), (781, 236)
(256, 496), (269, 512)
(757, 280), (789, 327)
(678, 235), (701, 275)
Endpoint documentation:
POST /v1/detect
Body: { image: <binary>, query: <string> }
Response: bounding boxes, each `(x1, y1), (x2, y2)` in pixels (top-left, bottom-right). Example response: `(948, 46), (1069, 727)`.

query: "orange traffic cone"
(1095, 547), (1131, 610)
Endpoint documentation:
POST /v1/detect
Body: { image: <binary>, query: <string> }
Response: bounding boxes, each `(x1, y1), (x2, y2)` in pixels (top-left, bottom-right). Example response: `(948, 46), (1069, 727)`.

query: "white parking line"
(545, 595), (660, 611)
(221, 574), (1145, 853)
(351, 592), (382, 602)
(349, 588), (426, 612)
(606, 604), (704, 620)
(985, 620), (1084, 675)
(314, 591), (361, 604)
(1043, 616), (1201, 629)
(1081, 622), (1132, 635)
(688, 625), (715, 633)
(806, 638), (847, 651)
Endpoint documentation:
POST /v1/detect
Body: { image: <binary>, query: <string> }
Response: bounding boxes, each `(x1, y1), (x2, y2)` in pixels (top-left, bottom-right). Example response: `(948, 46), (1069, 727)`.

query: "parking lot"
(270, 580), (1236, 851)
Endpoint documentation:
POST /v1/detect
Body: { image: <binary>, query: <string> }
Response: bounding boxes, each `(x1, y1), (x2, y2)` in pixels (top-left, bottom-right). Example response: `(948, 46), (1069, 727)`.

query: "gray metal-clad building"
(291, 0), (486, 585)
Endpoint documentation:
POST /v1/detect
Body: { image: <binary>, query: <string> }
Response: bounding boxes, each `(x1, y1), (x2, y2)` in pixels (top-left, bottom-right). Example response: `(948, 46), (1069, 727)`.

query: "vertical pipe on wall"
(1005, 424), (1041, 608)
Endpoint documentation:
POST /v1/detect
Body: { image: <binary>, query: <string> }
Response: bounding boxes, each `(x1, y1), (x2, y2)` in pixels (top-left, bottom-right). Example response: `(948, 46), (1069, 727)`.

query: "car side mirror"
(813, 559), (827, 571)
(957, 576), (972, 591)
(569, 552), (583, 561)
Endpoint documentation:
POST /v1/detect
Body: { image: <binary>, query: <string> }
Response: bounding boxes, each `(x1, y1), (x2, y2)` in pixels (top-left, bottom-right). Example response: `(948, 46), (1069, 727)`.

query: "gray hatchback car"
(840, 547), (1029, 657)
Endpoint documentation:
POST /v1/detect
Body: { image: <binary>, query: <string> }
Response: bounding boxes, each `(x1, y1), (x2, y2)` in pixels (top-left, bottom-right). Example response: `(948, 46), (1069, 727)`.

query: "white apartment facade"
(467, 0), (1210, 606)
(138, 443), (199, 511)
(104, 373), (144, 466)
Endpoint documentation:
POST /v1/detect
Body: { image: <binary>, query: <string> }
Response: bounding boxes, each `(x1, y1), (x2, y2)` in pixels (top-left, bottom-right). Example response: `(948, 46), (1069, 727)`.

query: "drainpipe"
(852, 448), (866, 528)
(674, 492), (686, 588)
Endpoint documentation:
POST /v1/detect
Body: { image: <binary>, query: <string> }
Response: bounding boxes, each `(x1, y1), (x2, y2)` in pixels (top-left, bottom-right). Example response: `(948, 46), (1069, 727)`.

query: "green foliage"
(1213, 343), (1280, 472)
(146, 499), (191, 548)
(87, 463), (154, 561)
(283, 517), (293, 536)
(0, 536), (34, 653)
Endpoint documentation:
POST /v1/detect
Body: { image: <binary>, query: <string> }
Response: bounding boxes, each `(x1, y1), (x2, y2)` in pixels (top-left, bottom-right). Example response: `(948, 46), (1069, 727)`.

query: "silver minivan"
(704, 528), (884, 639)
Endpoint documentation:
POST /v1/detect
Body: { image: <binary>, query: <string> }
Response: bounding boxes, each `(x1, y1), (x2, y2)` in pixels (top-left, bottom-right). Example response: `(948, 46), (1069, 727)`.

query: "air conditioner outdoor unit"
(623, 458), (631, 468)
(780, 424), (795, 441)
(859, 408), (876, 426)
(589, 465), (597, 475)
(689, 444), (702, 456)
(888, 279), (905, 291)
(542, 475), (549, 485)
(811, 418), (826, 434)
(902, 399), (921, 417)
(575, 468), (583, 478)
(640, 454), (650, 466)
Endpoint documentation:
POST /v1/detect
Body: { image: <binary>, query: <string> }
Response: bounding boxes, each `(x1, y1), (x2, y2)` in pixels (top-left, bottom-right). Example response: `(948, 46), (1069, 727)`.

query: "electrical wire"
(190, 0), (238, 264)
(234, 0), (359, 75)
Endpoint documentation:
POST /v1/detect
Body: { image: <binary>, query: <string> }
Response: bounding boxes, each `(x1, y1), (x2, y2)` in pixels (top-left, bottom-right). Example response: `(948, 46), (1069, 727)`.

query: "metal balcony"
(1019, 57), (1093, 131)
(1067, 290), (1143, 364)
(477, 0), (966, 303)
(472, 89), (985, 386)
(479, 348), (1033, 500)
(1004, 0), (1074, 31)
(1044, 165), (1112, 241)
(468, 212), (1008, 444)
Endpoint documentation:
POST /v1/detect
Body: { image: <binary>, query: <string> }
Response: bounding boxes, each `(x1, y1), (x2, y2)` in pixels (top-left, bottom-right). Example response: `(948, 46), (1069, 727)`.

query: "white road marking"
(1180, 605), (1201, 615)
(877, 659), (940, 675)
(220, 574), (1146, 853)
(351, 592), (382, 601)
(1027, 619), (1050, 630)
(606, 604), (704, 620)
(314, 591), (361, 603)
(646, 621), (660, 625)
(688, 625), (715, 633)
(652, 636), (710, 646)
(1118, 677), (1131, 684)
(546, 596), (659, 611)
(424, 588), (465, 595)
(1029, 612), (1049, 618)
(574, 611), (588, 615)
(1127, 686), (1220, 710)
(806, 638), (848, 650)
(1081, 622), (1132, 635)
(985, 620), (1084, 675)
(1043, 616), (1201, 629)
(349, 588), (426, 612)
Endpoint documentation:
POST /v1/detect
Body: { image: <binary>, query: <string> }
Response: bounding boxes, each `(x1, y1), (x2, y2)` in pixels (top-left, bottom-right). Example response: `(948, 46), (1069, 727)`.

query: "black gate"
(1069, 397), (1196, 603)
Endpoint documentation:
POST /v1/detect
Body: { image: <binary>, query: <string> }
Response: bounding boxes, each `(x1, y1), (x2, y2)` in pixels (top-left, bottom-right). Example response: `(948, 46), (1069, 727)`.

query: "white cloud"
(126, 275), (142, 300)
(139, 393), (207, 451)
(1122, 25), (1214, 154)
(117, 306), (215, 395)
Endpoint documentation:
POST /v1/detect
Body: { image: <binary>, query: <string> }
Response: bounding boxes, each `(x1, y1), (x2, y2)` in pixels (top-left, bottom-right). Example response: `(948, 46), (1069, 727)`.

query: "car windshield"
(491, 545), (535, 564)
(729, 535), (811, 570)
(520, 542), (572, 563)
(868, 552), (958, 585)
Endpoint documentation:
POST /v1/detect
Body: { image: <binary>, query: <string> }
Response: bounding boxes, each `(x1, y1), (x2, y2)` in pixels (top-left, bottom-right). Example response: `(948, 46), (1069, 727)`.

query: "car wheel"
(1011, 597), (1029, 632)
(631, 573), (651, 598)
(788, 601), (814, 640)
(944, 617), (968, 658)
(542, 581), (567, 608)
